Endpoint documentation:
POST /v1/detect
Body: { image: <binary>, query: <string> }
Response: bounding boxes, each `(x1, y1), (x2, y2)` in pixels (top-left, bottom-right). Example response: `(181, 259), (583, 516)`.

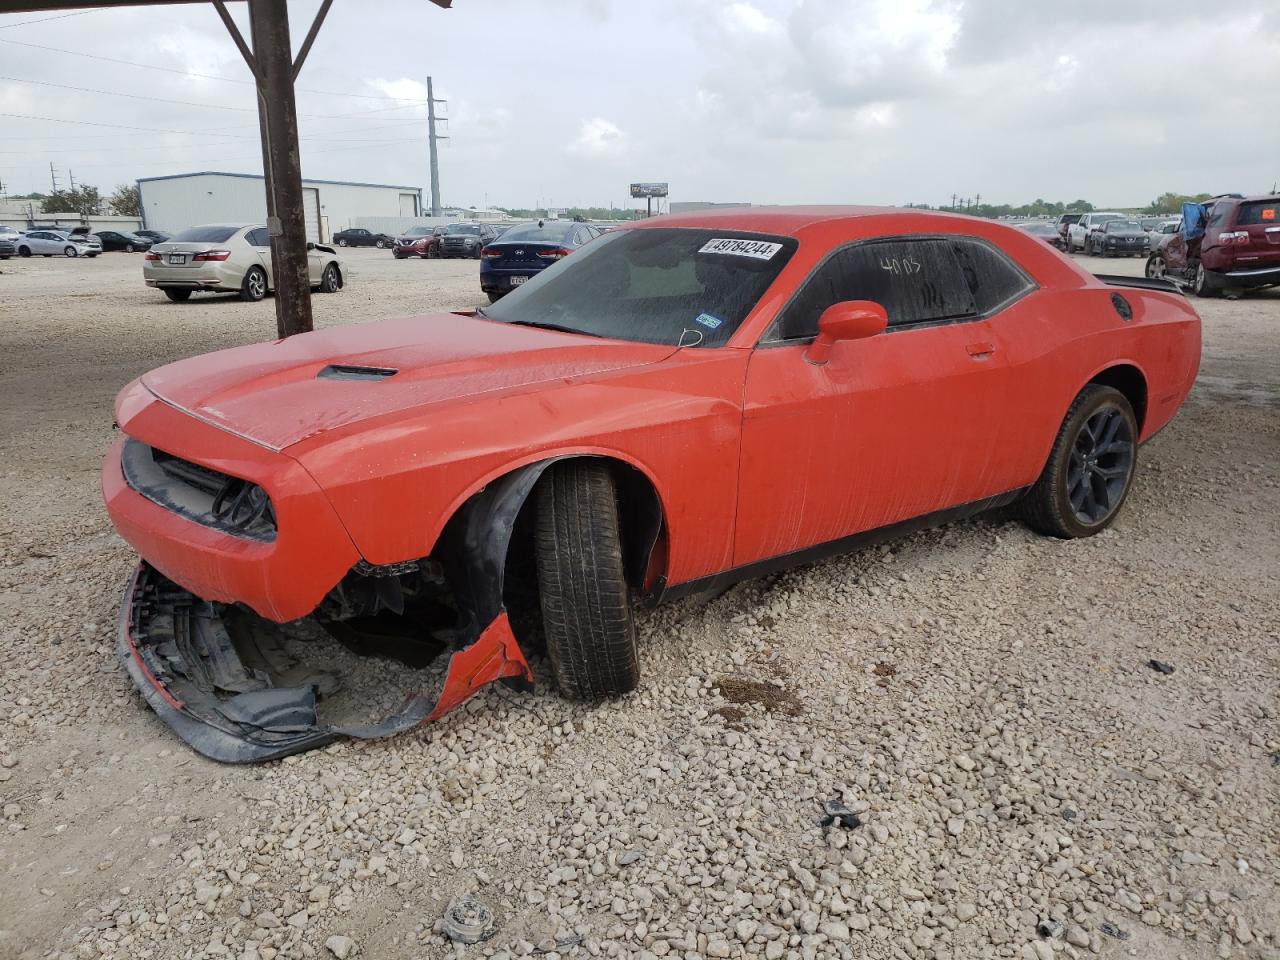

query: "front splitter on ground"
(116, 562), (533, 763)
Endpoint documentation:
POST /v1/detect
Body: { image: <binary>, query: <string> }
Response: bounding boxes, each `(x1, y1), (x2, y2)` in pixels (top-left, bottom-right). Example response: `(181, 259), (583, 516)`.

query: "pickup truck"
(1066, 212), (1125, 253)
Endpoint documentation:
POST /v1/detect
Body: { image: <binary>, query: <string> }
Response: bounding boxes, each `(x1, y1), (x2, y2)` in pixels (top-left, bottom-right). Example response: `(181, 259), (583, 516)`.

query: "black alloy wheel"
(1066, 405), (1135, 525)
(1023, 384), (1138, 538)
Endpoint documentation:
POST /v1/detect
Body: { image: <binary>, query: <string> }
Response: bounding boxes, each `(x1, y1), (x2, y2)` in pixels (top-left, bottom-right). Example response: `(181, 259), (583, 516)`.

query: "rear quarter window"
(1236, 201), (1280, 225)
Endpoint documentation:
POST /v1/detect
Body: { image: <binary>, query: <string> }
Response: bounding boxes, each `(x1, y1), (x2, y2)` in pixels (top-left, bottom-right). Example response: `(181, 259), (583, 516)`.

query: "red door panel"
(733, 319), (1011, 567)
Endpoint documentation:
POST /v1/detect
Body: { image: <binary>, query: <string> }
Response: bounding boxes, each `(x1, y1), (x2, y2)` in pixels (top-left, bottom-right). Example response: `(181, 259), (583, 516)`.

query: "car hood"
(139, 313), (677, 451)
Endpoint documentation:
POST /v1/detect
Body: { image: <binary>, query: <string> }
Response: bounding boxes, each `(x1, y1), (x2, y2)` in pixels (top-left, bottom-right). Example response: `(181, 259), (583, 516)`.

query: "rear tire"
(320, 263), (341, 293)
(534, 460), (639, 700)
(1145, 255), (1167, 279)
(241, 266), (267, 302)
(486, 291), (502, 303)
(163, 288), (192, 302)
(1023, 384), (1137, 539)
(1193, 263), (1220, 298)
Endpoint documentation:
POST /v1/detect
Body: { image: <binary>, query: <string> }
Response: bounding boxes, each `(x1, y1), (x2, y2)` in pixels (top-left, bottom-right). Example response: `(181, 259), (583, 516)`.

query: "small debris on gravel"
(441, 894), (496, 944)
(817, 796), (862, 830)
(1100, 921), (1132, 941)
(617, 850), (645, 866)
(713, 674), (804, 715)
(1148, 658), (1177, 674)
(873, 661), (897, 686)
(1037, 919), (1065, 939)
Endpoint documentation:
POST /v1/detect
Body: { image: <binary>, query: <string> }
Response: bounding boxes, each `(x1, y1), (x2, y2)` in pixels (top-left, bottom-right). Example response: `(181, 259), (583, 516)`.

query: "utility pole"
(426, 76), (448, 216)
(974, 192), (982, 208)
(950, 193), (957, 211)
(50, 163), (61, 194)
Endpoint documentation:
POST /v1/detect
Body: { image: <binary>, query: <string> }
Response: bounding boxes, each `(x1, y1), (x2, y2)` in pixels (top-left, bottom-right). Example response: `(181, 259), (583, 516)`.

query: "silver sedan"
(143, 224), (345, 303)
(15, 229), (101, 258)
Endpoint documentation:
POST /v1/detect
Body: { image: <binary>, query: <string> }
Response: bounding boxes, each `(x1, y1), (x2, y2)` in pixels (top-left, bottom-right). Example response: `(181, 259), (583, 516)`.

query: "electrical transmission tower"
(426, 76), (449, 216)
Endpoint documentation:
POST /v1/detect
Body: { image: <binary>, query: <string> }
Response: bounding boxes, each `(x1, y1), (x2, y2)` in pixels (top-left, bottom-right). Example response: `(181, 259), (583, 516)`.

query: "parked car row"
(0, 224), (172, 259)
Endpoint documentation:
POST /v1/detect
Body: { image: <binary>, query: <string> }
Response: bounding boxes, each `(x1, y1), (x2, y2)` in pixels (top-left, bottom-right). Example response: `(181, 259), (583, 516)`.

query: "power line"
(0, 10), (93, 30)
(0, 74), (256, 112)
(0, 111), (428, 143)
(0, 111), (262, 138)
(0, 35), (430, 103)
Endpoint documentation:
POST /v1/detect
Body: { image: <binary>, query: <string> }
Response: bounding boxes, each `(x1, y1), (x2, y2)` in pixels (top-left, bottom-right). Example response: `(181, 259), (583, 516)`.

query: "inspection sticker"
(694, 312), (723, 329)
(698, 238), (783, 260)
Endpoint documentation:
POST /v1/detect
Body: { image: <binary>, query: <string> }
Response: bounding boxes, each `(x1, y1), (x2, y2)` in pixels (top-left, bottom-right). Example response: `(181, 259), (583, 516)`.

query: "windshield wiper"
(504, 319), (598, 337)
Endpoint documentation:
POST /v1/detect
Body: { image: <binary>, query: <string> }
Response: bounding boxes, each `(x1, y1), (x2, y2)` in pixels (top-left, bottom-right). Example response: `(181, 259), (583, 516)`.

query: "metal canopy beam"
(5, 0), (455, 337)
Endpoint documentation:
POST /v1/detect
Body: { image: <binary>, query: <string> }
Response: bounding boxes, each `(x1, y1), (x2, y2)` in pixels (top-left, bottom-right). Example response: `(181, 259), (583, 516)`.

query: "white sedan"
(15, 229), (102, 258)
(144, 223), (345, 303)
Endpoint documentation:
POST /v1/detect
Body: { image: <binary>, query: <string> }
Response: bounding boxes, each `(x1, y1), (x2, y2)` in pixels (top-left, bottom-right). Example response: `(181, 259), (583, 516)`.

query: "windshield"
(481, 228), (797, 348)
(172, 225), (241, 243)
(1019, 222), (1056, 235)
(403, 226), (431, 236)
(444, 224), (482, 236)
(496, 222), (575, 244)
(1108, 220), (1141, 232)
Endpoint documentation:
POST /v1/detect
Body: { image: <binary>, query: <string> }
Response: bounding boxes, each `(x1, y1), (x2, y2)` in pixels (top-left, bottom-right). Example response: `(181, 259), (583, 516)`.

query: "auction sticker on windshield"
(698, 238), (783, 260)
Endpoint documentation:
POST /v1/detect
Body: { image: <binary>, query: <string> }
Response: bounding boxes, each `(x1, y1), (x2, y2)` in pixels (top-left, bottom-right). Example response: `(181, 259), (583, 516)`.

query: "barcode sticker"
(697, 238), (783, 260)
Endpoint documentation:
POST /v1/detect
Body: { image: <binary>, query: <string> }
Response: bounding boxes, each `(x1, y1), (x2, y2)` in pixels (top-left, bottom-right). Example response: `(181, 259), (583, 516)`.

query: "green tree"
(1144, 192), (1212, 214)
(42, 185), (103, 215)
(108, 183), (142, 218)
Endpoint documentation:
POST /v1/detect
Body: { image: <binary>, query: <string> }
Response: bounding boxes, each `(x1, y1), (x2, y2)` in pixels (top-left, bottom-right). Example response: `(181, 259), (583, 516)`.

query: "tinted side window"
(1206, 204), (1232, 230)
(772, 239), (976, 341)
(947, 237), (1033, 314)
(247, 228), (270, 247)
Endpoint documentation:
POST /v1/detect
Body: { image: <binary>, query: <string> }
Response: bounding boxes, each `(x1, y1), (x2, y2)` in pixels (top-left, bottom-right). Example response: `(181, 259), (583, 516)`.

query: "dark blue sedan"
(480, 220), (603, 302)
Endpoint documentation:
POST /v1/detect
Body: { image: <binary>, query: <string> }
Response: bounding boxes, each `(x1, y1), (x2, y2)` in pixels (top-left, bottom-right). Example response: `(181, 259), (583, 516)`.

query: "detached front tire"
(1023, 384), (1138, 539)
(534, 460), (639, 699)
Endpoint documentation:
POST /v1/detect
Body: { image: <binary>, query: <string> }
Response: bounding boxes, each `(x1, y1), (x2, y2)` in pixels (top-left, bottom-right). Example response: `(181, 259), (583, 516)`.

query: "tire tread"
(534, 461), (638, 699)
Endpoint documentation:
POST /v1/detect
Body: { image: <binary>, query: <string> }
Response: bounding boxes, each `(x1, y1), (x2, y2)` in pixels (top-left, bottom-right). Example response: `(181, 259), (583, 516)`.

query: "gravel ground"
(0, 248), (1276, 960)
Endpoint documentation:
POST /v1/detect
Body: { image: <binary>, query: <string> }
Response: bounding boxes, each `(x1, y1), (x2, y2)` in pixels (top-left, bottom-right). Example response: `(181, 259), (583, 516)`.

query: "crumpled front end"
(117, 562), (532, 763)
(110, 453), (551, 763)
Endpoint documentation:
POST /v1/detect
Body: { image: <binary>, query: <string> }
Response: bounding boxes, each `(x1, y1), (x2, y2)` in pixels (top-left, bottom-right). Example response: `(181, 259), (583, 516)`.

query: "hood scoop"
(317, 364), (398, 381)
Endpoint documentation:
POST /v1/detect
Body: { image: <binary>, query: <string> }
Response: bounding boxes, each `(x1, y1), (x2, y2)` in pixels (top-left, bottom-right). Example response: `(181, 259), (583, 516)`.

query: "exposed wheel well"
(500, 456), (665, 592)
(1088, 364), (1147, 432)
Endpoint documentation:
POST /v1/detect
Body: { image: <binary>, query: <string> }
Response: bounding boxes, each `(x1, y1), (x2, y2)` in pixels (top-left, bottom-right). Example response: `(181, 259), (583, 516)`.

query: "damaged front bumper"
(117, 562), (533, 763)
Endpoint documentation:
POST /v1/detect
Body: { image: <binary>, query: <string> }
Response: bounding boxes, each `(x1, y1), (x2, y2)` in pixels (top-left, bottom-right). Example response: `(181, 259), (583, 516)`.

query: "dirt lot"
(0, 248), (1276, 960)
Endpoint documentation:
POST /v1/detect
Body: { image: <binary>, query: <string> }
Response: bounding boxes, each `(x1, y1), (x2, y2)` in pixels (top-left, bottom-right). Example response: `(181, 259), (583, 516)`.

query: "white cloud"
(568, 117), (627, 158)
(0, 0), (1276, 208)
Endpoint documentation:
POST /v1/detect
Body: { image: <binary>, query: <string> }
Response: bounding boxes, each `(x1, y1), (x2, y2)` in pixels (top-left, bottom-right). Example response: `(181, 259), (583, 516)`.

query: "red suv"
(1146, 195), (1280, 296)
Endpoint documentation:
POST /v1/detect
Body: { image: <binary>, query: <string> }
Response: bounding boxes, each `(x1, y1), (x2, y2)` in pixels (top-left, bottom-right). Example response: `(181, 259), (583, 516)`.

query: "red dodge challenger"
(102, 207), (1201, 761)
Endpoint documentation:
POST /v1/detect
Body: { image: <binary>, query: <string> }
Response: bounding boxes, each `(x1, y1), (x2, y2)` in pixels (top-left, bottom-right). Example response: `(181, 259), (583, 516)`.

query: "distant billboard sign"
(630, 182), (669, 198)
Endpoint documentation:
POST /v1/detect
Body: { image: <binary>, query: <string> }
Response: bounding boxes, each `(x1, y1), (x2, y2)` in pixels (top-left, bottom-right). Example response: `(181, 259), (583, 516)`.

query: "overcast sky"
(2, 0), (1277, 210)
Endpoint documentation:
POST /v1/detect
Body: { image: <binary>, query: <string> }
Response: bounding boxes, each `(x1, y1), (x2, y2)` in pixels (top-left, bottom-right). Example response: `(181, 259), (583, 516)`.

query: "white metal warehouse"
(136, 171), (424, 243)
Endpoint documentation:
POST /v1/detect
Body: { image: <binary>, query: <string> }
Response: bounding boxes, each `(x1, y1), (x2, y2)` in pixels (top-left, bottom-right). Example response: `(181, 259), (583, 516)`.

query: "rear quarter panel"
(994, 284), (1200, 487)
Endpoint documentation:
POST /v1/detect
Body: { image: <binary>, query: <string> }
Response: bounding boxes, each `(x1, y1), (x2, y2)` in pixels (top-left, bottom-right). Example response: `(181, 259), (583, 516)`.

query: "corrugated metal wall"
(138, 174), (424, 238)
